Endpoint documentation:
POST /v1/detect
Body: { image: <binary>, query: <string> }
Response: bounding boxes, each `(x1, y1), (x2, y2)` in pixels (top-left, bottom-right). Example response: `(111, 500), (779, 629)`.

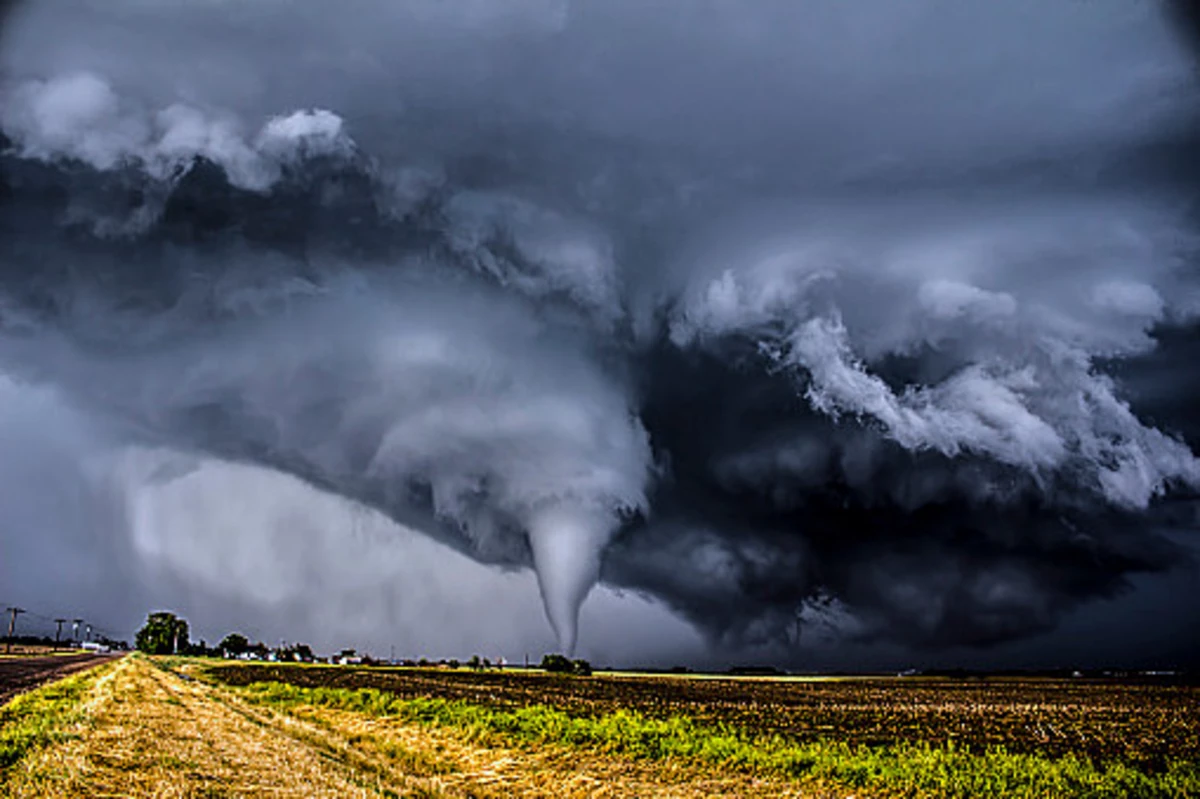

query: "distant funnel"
(527, 505), (612, 655)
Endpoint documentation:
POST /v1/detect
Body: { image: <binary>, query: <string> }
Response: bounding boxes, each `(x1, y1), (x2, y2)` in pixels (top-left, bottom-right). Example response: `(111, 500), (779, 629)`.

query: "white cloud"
(1, 73), (353, 192)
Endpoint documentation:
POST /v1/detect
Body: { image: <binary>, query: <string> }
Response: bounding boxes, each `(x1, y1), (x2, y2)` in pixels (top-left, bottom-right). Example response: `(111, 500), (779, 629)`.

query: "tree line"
(135, 611), (593, 674)
(134, 612), (313, 661)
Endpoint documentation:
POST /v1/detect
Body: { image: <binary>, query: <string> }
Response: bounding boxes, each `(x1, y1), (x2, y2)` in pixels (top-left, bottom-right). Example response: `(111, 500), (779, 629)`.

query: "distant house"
(81, 641), (110, 653)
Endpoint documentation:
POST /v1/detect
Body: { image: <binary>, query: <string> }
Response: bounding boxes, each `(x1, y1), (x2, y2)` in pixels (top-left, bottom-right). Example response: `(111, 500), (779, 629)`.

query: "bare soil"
(208, 663), (1200, 769)
(0, 654), (115, 705)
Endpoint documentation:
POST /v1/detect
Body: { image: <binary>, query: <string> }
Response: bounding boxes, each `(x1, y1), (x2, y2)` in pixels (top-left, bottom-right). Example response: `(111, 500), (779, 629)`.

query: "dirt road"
(0, 654), (116, 704)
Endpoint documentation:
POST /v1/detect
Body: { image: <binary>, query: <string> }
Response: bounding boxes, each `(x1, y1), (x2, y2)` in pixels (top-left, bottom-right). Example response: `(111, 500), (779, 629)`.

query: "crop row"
(205, 664), (1200, 768)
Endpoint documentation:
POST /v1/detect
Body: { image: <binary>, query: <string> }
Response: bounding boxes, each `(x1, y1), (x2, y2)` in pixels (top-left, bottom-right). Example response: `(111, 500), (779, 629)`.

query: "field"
(0, 654), (1197, 798)
(0, 644), (84, 658)
(209, 663), (1200, 770)
(0, 653), (114, 704)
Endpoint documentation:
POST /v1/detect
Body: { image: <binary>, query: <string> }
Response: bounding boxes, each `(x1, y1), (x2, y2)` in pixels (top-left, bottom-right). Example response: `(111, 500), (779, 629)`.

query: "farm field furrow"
(0, 654), (115, 705)
(5, 655), (1198, 797)
(209, 664), (1200, 770)
(2, 655), (825, 798)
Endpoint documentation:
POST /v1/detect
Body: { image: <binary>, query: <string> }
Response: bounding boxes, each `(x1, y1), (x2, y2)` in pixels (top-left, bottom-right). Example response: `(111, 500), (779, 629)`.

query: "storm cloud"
(1, 0), (1199, 660)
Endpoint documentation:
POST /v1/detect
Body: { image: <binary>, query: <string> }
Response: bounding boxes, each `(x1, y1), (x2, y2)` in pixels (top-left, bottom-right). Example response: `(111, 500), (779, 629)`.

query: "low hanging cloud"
(668, 198), (1200, 509)
(1, 0), (1199, 659)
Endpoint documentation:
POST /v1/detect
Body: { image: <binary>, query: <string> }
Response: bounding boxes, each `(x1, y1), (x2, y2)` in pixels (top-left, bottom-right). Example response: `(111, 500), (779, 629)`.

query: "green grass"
(233, 680), (1200, 799)
(0, 663), (110, 773)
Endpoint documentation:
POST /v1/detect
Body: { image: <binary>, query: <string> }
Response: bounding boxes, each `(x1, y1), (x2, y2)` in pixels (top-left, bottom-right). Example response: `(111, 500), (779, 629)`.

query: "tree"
(135, 612), (189, 655)
(219, 633), (249, 656)
(272, 642), (315, 662)
(540, 653), (573, 673)
(539, 653), (592, 676)
(184, 639), (216, 657)
(468, 654), (482, 670)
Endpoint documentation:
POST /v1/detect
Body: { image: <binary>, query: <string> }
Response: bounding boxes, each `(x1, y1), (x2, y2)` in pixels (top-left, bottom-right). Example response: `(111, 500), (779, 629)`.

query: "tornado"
(528, 506), (615, 655)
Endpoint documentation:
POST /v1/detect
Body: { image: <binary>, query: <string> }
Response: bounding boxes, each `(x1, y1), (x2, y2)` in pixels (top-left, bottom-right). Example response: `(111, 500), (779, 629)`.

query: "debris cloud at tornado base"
(1, 0), (1200, 657)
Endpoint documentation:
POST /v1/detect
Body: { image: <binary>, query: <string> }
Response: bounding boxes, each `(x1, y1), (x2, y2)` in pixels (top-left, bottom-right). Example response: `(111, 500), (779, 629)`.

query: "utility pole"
(54, 619), (67, 648)
(5, 607), (25, 654)
(85, 623), (93, 643)
(72, 619), (82, 644)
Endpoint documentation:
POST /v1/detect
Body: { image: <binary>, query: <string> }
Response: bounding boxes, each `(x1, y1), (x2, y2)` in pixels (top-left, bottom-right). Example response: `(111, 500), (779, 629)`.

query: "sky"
(1, 0), (1199, 669)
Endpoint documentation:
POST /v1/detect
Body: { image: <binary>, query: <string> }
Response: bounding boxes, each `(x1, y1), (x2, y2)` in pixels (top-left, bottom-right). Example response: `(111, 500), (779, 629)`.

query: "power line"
(24, 608), (120, 638)
(0, 600), (125, 641)
(4, 607), (25, 654)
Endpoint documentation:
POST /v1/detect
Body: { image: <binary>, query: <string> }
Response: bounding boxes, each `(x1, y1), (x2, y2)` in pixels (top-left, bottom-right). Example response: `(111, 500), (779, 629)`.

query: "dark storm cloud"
(1169, 0), (1200, 54)
(1, 0), (1199, 658)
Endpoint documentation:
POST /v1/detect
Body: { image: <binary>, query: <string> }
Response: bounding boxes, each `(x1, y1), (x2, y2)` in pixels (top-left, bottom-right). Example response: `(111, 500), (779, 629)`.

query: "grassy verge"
(230, 680), (1200, 799)
(0, 662), (111, 774)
